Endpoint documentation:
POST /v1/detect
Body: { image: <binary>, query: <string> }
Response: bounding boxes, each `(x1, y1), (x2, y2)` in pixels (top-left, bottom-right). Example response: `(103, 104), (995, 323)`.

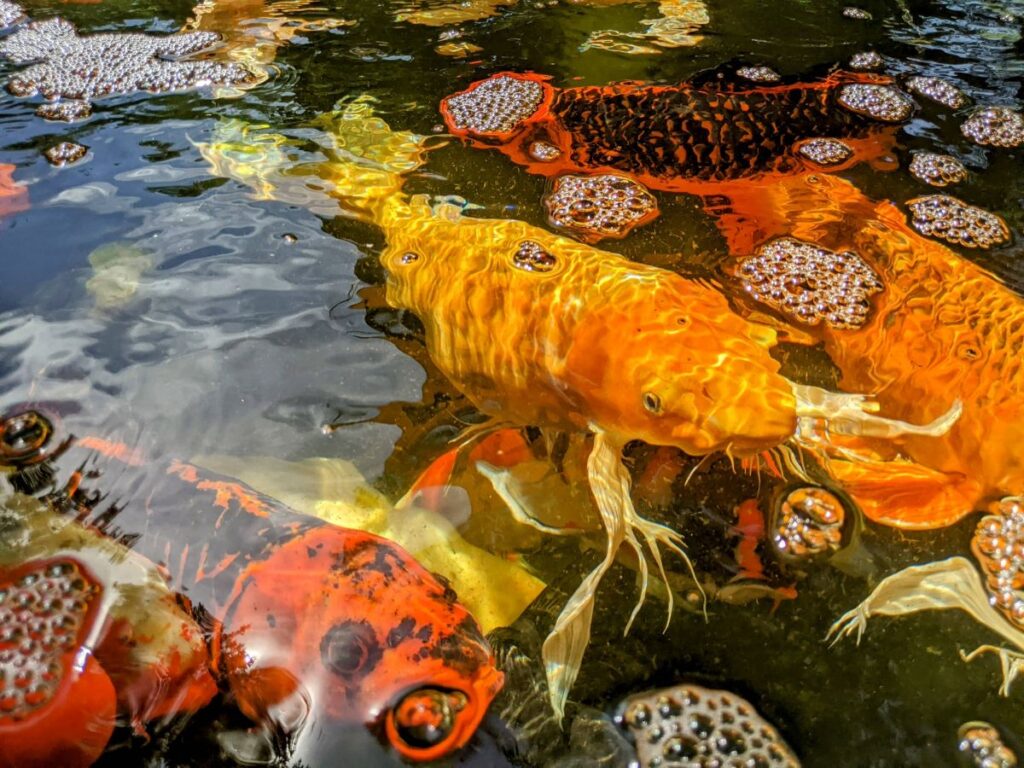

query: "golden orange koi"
(713, 172), (1021, 531)
(196, 106), (959, 718)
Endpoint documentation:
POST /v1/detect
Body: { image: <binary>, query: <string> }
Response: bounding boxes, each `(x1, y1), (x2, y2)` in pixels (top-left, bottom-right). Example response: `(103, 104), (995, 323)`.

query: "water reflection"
(1, 0), (1024, 765)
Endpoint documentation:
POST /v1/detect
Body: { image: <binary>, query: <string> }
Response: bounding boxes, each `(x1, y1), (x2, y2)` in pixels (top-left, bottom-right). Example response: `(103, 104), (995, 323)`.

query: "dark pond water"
(1, 0), (1023, 766)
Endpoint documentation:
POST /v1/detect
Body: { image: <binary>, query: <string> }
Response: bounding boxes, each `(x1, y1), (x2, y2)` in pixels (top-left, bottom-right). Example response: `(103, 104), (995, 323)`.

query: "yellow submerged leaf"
(194, 454), (545, 633)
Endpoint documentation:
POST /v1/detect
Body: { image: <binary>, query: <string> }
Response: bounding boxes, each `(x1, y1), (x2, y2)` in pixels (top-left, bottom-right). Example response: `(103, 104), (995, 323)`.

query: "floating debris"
(904, 75), (969, 110)
(737, 65), (781, 83)
(85, 241), (154, 309)
(842, 6), (872, 19)
(906, 194), (1011, 249)
(972, 498), (1024, 628)
(796, 137), (854, 166)
(442, 74), (544, 137)
(512, 240), (557, 272)
(393, 0), (509, 26)
(958, 721), (1019, 768)
(908, 152), (968, 187)
(583, 0), (709, 55)
(544, 173), (658, 241)
(961, 106), (1024, 148)
(0, 0), (23, 28)
(737, 237), (883, 329)
(773, 486), (846, 559)
(837, 83), (914, 122)
(615, 683), (800, 768)
(849, 51), (883, 71)
(1, 17), (254, 103)
(44, 141), (87, 166)
(528, 140), (561, 162)
(435, 41), (483, 58)
(35, 99), (91, 122)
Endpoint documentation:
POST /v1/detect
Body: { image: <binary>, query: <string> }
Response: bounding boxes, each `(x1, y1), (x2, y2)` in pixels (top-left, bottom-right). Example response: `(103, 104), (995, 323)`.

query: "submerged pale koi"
(0, 417), (502, 765)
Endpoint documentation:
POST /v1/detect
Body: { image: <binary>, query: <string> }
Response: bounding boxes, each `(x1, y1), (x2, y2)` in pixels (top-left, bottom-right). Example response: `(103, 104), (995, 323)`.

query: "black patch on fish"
(416, 624), (434, 644)
(387, 617), (417, 648)
(429, 617), (487, 676)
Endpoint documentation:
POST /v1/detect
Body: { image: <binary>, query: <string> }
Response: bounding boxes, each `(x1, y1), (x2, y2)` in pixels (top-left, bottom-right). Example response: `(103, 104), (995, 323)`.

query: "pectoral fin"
(825, 454), (981, 530)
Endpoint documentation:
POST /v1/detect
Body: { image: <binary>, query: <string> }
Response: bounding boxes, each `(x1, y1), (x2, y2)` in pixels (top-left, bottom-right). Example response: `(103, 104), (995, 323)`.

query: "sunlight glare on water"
(0, 0), (1023, 766)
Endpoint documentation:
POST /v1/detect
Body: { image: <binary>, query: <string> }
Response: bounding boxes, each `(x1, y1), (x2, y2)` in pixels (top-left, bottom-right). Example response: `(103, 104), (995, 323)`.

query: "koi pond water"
(1, 0), (1023, 766)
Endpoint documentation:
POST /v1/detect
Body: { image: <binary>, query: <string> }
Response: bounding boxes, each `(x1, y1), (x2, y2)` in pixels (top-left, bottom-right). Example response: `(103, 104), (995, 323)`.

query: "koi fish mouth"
(384, 666), (504, 762)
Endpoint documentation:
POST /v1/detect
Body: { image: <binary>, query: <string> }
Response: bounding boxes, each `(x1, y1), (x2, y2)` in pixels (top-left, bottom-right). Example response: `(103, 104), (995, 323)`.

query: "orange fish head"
(219, 526), (503, 763)
(575, 286), (797, 457)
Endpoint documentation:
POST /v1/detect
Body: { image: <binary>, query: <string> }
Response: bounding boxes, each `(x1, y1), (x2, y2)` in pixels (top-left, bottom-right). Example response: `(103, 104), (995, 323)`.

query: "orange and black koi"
(440, 69), (901, 193)
(0, 409), (502, 765)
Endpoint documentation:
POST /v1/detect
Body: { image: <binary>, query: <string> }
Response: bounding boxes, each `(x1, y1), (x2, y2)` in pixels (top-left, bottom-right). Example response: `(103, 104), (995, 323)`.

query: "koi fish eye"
(320, 619), (381, 678)
(642, 392), (663, 414)
(387, 687), (467, 755)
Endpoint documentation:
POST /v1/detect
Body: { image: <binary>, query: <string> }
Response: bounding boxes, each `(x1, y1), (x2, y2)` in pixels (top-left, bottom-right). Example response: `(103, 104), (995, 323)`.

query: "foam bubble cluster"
(0, 560), (98, 719)
(736, 66), (780, 83)
(906, 194), (1010, 249)
(737, 237), (883, 329)
(544, 173), (657, 241)
(0, 17), (254, 103)
(837, 83), (914, 122)
(528, 140), (561, 162)
(842, 7), (872, 19)
(512, 240), (557, 272)
(616, 683), (800, 768)
(904, 75), (968, 109)
(35, 99), (91, 122)
(849, 51), (883, 71)
(772, 487), (845, 559)
(0, 0), (23, 28)
(908, 152), (967, 187)
(972, 498), (1024, 628)
(796, 137), (853, 166)
(961, 106), (1024, 148)
(443, 75), (544, 137)
(958, 721), (1018, 768)
(44, 141), (86, 166)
